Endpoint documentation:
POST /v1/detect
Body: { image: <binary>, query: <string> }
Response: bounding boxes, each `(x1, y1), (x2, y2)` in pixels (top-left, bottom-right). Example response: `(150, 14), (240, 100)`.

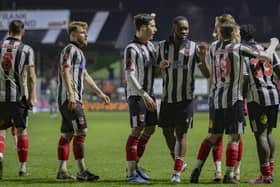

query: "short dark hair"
(134, 13), (155, 31)
(173, 16), (188, 25)
(8, 20), (24, 35)
(220, 21), (238, 40)
(240, 24), (256, 42)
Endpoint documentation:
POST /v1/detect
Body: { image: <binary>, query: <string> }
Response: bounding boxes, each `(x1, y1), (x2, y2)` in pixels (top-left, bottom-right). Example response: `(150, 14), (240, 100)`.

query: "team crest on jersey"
(78, 117), (85, 125)
(63, 53), (69, 60)
(260, 114), (268, 125)
(179, 48), (189, 56)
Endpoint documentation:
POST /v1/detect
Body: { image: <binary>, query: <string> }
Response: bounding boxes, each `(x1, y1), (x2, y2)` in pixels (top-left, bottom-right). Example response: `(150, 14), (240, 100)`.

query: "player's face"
(143, 19), (157, 40)
(75, 26), (88, 47)
(174, 20), (189, 41)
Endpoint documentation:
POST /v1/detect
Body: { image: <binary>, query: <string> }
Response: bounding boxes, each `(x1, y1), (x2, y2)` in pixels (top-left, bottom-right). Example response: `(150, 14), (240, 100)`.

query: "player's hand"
(159, 59), (170, 68)
(270, 37), (279, 46)
(143, 94), (156, 112)
(27, 98), (36, 110)
(196, 42), (208, 60)
(68, 93), (77, 111)
(100, 93), (110, 105)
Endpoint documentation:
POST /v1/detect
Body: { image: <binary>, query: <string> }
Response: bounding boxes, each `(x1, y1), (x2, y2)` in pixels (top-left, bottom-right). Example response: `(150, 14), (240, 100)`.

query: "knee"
(228, 134), (240, 142)
(131, 126), (144, 137)
(143, 126), (155, 136)
(61, 132), (74, 140)
(162, 128), (174, 138)
(75, 129), (87, 137)
(16, 128), (27, 135)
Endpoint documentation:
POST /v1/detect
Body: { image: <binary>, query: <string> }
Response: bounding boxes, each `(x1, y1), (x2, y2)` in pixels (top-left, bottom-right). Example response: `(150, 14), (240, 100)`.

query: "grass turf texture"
(1, 112), (280, 186)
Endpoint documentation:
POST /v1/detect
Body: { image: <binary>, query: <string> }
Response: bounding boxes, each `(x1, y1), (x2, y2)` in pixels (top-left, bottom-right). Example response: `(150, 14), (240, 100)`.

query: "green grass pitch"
(1, 111), (280, 186)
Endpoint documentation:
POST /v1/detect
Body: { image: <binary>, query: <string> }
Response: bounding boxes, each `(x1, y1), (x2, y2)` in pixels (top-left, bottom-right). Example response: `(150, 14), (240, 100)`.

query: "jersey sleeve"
(239, 44), (266, 59)
(24, 46), (35, 66)
(124, 47), (137, 72)
(60, 45), (74, 68)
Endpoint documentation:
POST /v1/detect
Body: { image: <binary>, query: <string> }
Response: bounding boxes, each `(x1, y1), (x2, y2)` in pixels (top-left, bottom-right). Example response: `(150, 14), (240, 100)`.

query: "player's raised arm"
(196, 42), (210, 78)
(240, 38), (279, 61)
(84, 70), (110, 104)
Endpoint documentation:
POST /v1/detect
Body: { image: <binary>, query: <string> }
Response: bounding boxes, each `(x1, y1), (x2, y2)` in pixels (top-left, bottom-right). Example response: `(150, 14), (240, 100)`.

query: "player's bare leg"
(248, 128), (272, 184)
(162, 128), (176, 160)
(267, 128), (275, 178)
(170, 127), (187, 183)
(11, 126), (17, 149)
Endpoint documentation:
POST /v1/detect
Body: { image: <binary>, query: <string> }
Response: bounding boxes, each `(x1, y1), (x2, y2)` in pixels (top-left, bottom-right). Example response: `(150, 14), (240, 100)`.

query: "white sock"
(19, 162), (26, 172)
(127, 161), (136, 177)
(215, 161), (222, 173)
(234, 161), (241, 174)
(76, 158), (86, 173)
(58, 160), (67, 172)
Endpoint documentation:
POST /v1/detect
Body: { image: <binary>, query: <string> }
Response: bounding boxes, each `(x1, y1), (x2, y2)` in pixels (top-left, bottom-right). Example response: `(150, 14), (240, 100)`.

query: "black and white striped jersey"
(244, 41), (280, 106)
(0, 37), (34, 102)
(124, 37), (157, 98)
(158, 39), (200, 103)
(58, 42), (86, 106)
(209, 40), (267, 109)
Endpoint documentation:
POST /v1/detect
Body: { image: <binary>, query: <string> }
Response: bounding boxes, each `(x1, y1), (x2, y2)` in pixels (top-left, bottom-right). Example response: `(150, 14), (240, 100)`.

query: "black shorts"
(211, 101), (245, 134)
(59, 101), (87, 133)
(248, 102), (278, 132)
(127, 96), (158, 128)
(159, 100), (194, 129)
(0, 102), (28, 130)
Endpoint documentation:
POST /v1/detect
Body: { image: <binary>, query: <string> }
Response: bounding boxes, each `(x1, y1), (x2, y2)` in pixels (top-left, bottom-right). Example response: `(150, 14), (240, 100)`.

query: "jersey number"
(2, 52), (13, 72)
(215, 57), (231, 78)
(250, 58), (272, 78)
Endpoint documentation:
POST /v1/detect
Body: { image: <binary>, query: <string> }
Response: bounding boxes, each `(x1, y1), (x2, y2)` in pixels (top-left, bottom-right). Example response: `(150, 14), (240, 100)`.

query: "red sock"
(174, 158), (184, 172)
(212, 136), (223, 162)
(73, 135), (85, 160)
(17, 134), (28, 162)
(197, 139), (212, 161)
(237, 138), (243, 162)
(137, 134), (150, 158)
(11, 127), (17, 136)
(261, 164), (272, 177)
(226, 142), (239, 167)
(270, 161), (274, 175)
(126, 135), (139, 161)
(58, 136), (70, 160)
(0, 135), (5, 154)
